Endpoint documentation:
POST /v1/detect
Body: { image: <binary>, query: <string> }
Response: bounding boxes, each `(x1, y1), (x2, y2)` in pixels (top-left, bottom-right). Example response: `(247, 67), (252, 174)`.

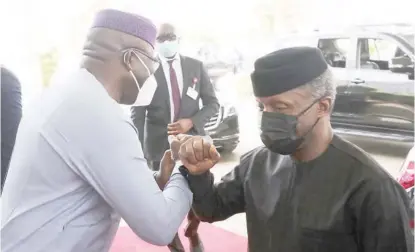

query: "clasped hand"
(169, 134), (220, 175)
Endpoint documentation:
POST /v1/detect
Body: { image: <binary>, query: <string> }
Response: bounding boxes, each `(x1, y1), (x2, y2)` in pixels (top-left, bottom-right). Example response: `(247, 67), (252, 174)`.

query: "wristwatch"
(178, 165), (189, 179)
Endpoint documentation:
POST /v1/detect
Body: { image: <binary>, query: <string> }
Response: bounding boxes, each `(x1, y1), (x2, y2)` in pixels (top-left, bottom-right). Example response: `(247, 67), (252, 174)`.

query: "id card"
(186, 87), (198, 100)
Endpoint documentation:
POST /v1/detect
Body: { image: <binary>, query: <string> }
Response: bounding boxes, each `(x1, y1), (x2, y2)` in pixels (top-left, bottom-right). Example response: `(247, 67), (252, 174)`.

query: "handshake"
(161, 134), (221, 176)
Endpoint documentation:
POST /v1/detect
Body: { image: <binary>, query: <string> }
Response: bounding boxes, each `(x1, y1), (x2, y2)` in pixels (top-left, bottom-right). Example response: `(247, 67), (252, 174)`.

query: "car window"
(317, 38), (350, 68)
(358, 38), (414, 73)
(367, 39), (397, 61)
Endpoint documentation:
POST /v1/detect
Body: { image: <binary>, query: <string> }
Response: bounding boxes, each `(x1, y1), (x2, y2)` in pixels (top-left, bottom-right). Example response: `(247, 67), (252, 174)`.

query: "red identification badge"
(192, 77), (198, 88)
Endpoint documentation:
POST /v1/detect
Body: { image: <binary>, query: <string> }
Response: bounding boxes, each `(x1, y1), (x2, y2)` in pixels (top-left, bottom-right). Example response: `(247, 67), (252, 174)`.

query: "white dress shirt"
(1, 68), (192, 252)
(160, 53), (184, 122)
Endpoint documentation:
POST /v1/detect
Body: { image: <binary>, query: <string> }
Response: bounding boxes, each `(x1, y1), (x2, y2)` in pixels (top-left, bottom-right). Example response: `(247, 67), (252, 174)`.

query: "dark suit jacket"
(131, 56), (219, 161)
(1, 67), (22, 192)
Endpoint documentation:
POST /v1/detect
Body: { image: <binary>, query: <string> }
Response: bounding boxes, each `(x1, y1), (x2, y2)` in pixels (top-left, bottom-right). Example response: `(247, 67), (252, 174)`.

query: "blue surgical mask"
(157, 40), (179, 58)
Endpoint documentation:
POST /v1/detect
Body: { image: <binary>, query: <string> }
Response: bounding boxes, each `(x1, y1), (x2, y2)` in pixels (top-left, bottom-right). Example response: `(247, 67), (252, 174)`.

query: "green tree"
(39, 48), (59, 88)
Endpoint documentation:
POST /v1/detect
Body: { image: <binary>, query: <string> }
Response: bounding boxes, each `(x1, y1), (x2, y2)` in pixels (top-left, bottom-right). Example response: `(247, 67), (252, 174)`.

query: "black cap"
(251, 47), (328, 97)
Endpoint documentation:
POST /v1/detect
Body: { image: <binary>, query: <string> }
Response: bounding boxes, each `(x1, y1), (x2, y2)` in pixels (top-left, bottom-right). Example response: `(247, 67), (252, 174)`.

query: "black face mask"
(260, 100), (320, 155)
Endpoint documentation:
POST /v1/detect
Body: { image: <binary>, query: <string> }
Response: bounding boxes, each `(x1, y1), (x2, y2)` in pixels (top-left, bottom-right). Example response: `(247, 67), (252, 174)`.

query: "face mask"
(133, 74), (157, 107)
(125, 50), (158, 107)
(260, 100), (320, 155)
(157, 40), (179, 58)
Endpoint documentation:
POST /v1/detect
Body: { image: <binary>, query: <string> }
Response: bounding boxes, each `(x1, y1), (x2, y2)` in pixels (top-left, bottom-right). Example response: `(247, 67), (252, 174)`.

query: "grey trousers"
(148, 160), (161, 171)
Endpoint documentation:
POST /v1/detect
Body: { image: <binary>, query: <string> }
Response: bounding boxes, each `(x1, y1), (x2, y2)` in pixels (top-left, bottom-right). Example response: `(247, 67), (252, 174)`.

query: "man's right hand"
(170, 134), (220, 175)
(169, 134), (192, 161)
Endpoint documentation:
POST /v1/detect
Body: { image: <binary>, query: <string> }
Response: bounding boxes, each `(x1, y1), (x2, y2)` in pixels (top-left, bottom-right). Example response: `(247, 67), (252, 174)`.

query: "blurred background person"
(131, 23), (219, 172)
(1, 66), (22, 193)
(131, 22), (219, 252)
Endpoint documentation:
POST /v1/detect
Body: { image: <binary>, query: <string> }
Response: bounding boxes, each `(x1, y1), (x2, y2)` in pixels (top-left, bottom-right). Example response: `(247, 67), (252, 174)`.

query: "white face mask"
(157, 40), (179, 58)
(128, 51), (158, 107)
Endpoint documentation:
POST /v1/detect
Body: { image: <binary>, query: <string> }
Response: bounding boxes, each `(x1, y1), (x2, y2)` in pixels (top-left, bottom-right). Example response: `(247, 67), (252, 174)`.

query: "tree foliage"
(39, 48), (59, 88)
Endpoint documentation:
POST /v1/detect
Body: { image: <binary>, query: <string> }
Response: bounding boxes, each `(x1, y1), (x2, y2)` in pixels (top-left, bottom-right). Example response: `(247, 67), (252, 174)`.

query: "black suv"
(203, 61), (240, 153)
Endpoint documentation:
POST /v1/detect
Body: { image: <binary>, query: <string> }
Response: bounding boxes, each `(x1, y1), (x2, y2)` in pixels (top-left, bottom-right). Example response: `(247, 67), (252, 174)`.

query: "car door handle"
(351, 78), (365, 84)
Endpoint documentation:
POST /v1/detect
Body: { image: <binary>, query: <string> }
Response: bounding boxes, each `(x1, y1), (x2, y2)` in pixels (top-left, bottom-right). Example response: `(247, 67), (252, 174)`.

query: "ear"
(317, 97), (332, 117)
(123, 50), (133, 70)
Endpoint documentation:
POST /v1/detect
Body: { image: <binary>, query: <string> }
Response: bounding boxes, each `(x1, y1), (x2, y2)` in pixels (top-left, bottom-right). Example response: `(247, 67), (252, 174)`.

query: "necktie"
(168, 60), (181, 121)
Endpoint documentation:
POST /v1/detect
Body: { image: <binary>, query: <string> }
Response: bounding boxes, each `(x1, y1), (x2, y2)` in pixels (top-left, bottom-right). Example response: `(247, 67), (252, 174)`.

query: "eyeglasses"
(156, 34), (178, 43)
(123, 48), (160, 64)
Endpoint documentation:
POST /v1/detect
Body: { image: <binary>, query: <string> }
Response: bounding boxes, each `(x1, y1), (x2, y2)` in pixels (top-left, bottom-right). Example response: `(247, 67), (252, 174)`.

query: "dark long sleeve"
(350, 177), (414, 251)
(190, 63), (219, 133)
(186, 156), (248, 222)
(130, 106), (147, 148)
(1, 67), (22, 191)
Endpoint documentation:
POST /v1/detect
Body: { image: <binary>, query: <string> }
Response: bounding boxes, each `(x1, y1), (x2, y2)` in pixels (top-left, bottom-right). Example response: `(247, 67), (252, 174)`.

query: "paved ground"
(207, 98), (413, 237)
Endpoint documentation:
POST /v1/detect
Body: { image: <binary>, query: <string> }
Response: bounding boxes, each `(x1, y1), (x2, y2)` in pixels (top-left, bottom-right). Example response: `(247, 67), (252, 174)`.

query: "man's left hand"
(155, 150), (176, 189)
(168, 119), (194, 135)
